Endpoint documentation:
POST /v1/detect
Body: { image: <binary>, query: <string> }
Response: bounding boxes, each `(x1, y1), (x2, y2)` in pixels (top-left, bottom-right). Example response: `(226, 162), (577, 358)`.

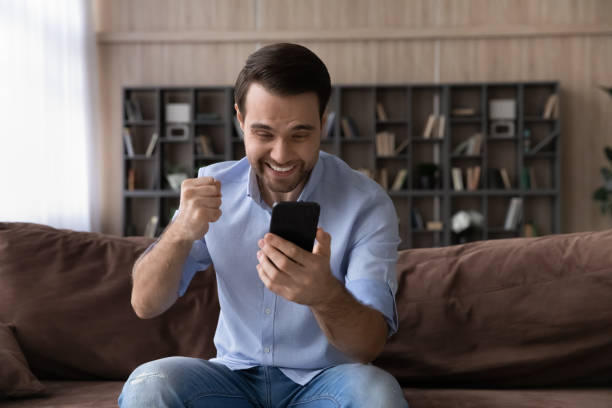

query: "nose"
(269, 138), (292, 164)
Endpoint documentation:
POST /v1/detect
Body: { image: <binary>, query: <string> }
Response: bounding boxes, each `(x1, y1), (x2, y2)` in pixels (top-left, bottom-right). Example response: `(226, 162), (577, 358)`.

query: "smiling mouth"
(265, 162), (297, 177)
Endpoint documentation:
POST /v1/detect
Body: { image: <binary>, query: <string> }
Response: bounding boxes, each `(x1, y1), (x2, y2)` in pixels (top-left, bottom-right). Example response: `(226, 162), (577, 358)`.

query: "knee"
(340, 364), (408, 408)
(119, 357), (191, 407)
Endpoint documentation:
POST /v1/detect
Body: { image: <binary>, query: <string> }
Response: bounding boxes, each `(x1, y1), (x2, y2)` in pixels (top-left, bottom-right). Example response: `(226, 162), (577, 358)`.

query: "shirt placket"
(261, 290), (276, 365)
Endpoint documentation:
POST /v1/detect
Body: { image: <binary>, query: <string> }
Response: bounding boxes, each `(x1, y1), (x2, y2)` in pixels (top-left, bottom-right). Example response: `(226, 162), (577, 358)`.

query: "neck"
(257, 176), (310, 207)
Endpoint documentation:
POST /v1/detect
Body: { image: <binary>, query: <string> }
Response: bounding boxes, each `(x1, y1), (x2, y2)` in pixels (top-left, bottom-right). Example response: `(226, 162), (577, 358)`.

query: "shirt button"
(264, 347), (270, 353)
(265, 308), (271, 315)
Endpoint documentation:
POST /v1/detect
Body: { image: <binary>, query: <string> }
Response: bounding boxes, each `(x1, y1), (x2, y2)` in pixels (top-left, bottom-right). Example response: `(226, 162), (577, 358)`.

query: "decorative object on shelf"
(592, 146), (612, 216)
(166, 124), (189, 140)
(416, 163), (440, 190)
(165, 103), (191, 123)
(195, 135), (215, 156)
(451, 210), (483, 244)
(489, 99), (516, 138)
(165, 166), (189, 191)
(376, 102), (388, 121)
(340, 116), (359, 139)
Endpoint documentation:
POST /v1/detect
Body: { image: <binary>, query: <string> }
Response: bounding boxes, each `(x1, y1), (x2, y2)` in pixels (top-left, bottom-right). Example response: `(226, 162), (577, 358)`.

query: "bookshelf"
(122, 82), (561, 248)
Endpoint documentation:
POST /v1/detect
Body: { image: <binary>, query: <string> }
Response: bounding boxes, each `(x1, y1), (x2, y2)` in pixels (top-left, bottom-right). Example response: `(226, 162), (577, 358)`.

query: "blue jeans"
(118, 357), (409, 407)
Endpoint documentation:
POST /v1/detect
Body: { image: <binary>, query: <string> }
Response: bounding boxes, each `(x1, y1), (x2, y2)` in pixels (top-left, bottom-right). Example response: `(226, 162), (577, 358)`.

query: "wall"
(94, 0), (612, 236)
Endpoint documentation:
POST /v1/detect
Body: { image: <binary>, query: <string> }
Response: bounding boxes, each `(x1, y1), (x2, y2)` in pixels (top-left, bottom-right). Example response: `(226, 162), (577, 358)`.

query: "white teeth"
(269, 164), (294, 172)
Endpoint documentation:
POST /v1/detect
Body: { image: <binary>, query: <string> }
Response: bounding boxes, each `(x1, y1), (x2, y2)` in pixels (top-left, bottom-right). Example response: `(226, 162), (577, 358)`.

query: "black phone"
(269, 201), (320, 252)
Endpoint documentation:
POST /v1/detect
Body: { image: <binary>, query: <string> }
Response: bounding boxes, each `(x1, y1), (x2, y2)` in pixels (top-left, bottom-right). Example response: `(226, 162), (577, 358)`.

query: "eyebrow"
(250, 123), (316, 131)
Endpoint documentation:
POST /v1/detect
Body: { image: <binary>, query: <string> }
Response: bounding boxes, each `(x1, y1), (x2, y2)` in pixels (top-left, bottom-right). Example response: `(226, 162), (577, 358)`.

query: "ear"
(234, 104), (245, 131)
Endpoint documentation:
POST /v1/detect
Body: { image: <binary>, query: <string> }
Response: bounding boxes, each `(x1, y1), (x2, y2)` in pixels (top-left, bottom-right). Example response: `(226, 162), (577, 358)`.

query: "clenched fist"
(170, 177), (222, 242)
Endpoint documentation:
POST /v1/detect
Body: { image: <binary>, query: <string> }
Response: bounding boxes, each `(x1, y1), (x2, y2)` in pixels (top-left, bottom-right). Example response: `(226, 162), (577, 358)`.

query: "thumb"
(313, 227), (331, 257)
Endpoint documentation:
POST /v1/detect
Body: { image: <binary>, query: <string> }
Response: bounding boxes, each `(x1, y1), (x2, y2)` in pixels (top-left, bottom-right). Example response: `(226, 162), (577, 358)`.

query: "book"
(127, 168), (135, 191)
(411, 208), (424, 230)
(530, 131), (558, 154)
(378, 167), (389, 190)
(426, 221), (443, 231)
(452, 107), (476, 116)
(542, 94), (558, 119)
(394, 138), (410, 156)
(504, 197), (523, 230)
(468, 133), (483, 155)
(341, 116), (359, 139)
(391, 169), (408, 191)
(376, 132), (395, 156)
(323, 111), (336, 139)
(437, 115), (446, 139)
(145, 132), (159, 157)
(451, 167), (464, 191)
(422, 114), (436, 139)
(500, 168), (512, 190)
(487, 168), (503, 189)
(123, 127), (135, 157)
(467, 166), (481, 190)
(143, 215), (159, 238)
(376, 102), (388, 121)
(196, 135), (215, 156)
(357, 168), (373, 179)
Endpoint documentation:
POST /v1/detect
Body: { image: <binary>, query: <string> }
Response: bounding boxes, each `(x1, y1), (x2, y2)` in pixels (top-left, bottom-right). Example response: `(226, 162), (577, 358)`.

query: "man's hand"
(256, 227), (342, 306)
(170, 177), (222, 242)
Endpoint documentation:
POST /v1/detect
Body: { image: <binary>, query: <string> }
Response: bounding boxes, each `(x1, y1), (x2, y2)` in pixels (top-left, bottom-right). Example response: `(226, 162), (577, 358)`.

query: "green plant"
(593, 146), (612, 215)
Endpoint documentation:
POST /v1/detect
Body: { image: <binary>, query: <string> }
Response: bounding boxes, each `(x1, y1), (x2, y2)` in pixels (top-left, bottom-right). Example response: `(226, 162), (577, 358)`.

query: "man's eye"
(256, 132), (273, 138)
(293, 133), (309, 139)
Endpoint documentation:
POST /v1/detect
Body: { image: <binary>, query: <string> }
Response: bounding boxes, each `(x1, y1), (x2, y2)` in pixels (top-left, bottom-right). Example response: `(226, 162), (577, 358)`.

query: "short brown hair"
(234, 43), (331, 120)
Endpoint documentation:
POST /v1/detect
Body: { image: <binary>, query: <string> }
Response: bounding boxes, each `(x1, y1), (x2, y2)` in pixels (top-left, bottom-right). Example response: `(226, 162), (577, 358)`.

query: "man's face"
(236, 83), (322, 203)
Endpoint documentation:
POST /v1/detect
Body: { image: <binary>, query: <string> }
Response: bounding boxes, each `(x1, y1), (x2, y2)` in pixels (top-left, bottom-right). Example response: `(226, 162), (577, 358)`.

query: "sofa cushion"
(0, 323), (45, 398)
(0, 222), (219, 381)
(376, 230), (612, 387)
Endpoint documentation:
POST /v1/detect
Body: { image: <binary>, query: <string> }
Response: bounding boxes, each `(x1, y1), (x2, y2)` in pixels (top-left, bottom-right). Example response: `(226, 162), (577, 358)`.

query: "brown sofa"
(1, 222), (611, 407)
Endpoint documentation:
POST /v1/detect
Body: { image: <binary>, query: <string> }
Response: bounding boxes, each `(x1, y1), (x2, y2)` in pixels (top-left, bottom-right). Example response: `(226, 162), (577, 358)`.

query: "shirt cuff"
(345, 278), (399, 337)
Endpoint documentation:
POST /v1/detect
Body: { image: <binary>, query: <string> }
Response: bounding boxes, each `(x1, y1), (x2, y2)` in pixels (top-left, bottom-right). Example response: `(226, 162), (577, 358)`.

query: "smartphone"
(269, 201), (320, 252)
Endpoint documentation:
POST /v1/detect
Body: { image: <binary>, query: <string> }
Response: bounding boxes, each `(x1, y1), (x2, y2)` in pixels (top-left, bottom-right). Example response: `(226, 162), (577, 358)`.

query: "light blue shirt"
(171, 151), (400, 385)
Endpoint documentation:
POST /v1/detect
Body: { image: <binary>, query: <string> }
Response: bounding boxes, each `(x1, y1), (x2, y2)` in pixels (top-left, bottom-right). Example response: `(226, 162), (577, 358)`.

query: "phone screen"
(269, 201), (320, 252)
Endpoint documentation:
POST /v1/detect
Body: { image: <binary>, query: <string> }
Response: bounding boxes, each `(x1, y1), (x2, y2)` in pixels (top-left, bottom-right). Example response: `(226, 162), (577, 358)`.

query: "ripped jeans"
(118, 357), (409, 407)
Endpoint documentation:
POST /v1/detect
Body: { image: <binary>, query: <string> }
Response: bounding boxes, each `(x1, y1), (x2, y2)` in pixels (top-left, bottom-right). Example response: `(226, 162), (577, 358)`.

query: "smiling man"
(119, 43), (408, 408)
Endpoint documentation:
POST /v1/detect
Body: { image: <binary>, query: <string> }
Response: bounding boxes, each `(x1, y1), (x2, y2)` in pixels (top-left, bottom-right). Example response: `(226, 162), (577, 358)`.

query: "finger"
(207, 208), (222, 222)
(193, 196), (222, 209)
(264, 233), (308, 266)
(193, 176), (217, 186)
(313, 227), (331, 257)
(185, 185), (222, 198)
(261, 240), (298, 273)
(257, 250), (290, 285)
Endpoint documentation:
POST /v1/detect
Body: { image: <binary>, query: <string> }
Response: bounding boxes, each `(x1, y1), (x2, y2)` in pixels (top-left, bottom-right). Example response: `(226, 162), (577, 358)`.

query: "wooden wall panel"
(258, 0), (612, 30)
(94, 0), (612, 235)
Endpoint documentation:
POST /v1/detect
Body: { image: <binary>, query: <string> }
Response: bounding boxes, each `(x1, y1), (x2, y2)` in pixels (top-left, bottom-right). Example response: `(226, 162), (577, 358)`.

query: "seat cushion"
(0, 381), (123, 408)
(402, 387), (612, 408)
(0, 222), (219, 381)
(376, 230), (612, 388)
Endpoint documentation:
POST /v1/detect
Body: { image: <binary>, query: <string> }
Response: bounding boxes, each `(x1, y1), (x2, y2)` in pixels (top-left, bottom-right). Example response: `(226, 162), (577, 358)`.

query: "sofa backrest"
(0, 222), (219, 380)
(375, 229), (612, 387)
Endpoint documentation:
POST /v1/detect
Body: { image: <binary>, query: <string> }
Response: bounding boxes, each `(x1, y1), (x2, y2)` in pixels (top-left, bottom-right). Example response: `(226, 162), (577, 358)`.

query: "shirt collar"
(246, 151), (324, 206)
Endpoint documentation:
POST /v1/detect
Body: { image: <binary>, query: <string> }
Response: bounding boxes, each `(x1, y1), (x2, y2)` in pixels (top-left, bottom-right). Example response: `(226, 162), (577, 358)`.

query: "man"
(119, 43), (408, 407)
